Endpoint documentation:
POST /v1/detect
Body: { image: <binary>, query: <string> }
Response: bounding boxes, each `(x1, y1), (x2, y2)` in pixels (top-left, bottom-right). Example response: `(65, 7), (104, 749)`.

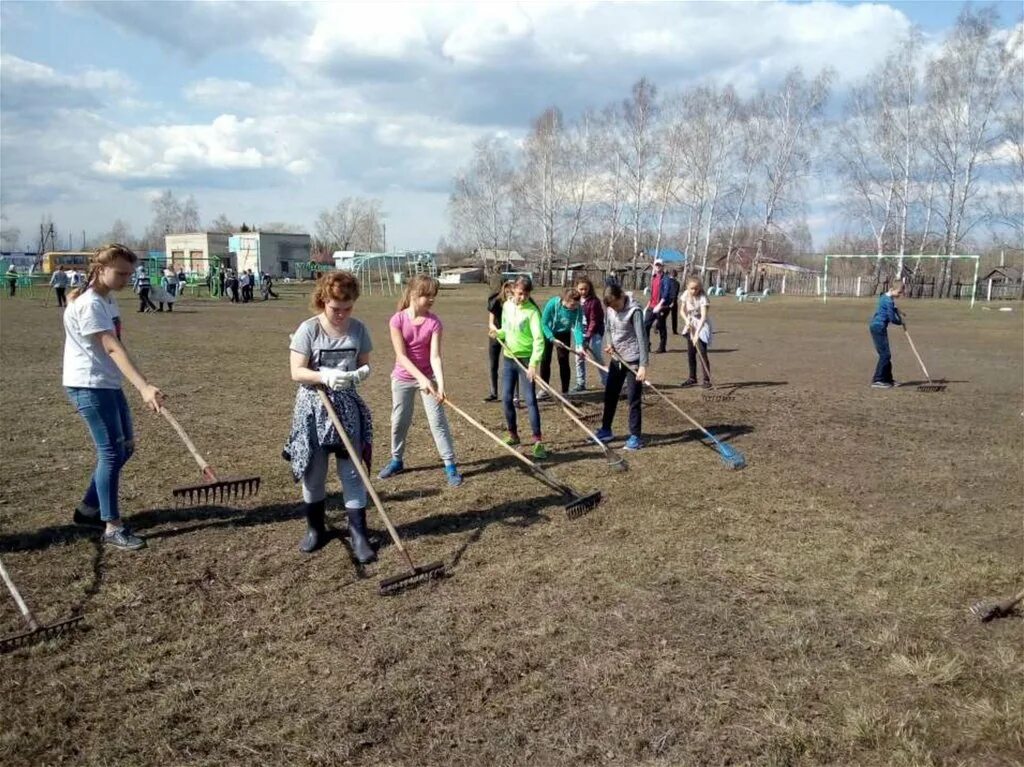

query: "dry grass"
(0, 285), (1021, 766)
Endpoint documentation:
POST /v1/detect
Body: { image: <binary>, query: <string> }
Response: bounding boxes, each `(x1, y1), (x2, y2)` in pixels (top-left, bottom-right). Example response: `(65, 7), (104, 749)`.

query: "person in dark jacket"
(643, 258), (673, 353)
(667, 269), (681, 335)
(869, 281), (905, 389)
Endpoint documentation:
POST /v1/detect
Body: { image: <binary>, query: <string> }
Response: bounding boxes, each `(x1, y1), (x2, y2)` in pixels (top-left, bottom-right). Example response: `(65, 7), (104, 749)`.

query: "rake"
(901, 323), (947, 392)
(316, 388), (445, 595)
(691, 331), (736, 403)
(610, 349), (746, 470)
(501, 339), (627, 472)
(1, 557), (83, 653)
(445, 397), (603, 519)
(160, 407), (261, 504)
(970, 587), (1024, 623)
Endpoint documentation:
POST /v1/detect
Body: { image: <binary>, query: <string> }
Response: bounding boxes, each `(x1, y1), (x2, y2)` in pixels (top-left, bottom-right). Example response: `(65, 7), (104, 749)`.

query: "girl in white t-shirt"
(64, 244), (165, 551)
(679, 277), (713, 388)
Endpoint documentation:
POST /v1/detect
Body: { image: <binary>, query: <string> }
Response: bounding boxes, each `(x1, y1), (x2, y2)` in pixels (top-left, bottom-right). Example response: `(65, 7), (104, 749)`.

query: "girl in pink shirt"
(378, 275), (462, 486)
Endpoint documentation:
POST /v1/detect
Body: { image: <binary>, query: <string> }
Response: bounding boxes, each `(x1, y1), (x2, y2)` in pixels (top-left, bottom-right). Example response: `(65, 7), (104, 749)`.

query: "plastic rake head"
(378, 562), (447, 596)
(565, 491), (602, 519)
(714, 442), (746, 470)
(172, 476), (261, 505)
(607, 454), (629, 472)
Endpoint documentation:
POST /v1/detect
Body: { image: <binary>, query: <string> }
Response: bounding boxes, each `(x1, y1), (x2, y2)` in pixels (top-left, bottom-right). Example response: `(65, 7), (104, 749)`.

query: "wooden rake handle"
(900, 324), (933, 383)
(609, 348), (710, 440)
(444, 396), (574, 496)
(553, 338), (610, 374)
(0, 557), (39, 631)
(495, 337), (585, 418)
(689, 330), (715, 385)
(315, 387), (415, 571)
(160, 407), (217, 482)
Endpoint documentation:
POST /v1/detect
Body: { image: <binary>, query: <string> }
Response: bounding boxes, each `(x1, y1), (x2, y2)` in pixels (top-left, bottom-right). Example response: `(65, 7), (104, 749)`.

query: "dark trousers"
(540, 331), (572, 393)
(686, 335), (710, 381)
(644, 308), (668, 351)
(138, 288), (156, 312)
(670, 300), (678, 334)
(869, 325), (893, 383)
(602, 358), (642, 438)
(488, 339), (501, 397)
(55, 287), (67, 307)
(7, 278), (15, 297)
(502, 356), (540, 439)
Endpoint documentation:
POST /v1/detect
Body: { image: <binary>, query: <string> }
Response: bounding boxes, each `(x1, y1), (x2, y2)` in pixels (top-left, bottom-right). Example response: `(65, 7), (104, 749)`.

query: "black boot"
(299, 500), (327, 553)
(346, 507), (376, 564)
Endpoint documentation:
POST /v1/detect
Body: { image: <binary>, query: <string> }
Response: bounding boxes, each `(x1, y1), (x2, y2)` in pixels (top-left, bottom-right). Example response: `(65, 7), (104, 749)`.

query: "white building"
(229, 232), (311, 278)
(165, 233), (231, 276)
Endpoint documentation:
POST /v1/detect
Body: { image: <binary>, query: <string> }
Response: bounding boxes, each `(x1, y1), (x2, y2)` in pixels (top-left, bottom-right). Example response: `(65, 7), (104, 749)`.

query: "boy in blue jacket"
(869, 281), (905, 388)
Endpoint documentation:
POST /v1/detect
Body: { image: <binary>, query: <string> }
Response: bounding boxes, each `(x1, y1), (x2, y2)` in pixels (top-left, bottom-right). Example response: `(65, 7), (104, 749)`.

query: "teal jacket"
(540, 296), (582, 341)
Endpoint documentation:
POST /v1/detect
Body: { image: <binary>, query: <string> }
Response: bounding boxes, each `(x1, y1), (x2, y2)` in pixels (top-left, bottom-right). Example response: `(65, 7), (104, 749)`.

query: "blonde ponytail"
(68, 243), (138, 302)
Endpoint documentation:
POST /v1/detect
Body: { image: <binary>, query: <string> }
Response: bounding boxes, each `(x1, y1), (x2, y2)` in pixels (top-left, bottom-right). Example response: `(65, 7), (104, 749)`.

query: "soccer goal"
(822, 254), (980, 308)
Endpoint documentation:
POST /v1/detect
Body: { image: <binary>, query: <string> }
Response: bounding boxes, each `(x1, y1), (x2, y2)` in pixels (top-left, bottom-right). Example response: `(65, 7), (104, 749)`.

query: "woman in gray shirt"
(284, 271), (375, 562)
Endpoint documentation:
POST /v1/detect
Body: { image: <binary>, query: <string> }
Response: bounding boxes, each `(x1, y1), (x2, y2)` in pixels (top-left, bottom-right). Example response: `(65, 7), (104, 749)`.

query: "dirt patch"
(1, 286), (1021, 766)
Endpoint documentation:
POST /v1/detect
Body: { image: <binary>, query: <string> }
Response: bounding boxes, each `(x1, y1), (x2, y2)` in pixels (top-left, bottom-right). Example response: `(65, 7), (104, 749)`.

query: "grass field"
(1, 284), (1021, 766)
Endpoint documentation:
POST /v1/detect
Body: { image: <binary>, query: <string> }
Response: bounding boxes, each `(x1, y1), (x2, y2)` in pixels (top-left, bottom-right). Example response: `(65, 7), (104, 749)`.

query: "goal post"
(822, 254), (980, 308)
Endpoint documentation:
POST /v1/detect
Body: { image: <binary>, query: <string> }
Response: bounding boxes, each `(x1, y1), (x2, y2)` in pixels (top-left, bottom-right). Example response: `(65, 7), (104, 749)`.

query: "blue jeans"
(501, 356), (541, 439)
(869, 324), (893, 383)
(66, 387), (134, 522)
(575, 333), (607, 387)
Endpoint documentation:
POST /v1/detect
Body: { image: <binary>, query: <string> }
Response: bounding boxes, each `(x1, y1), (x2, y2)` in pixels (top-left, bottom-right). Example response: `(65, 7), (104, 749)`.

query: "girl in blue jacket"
(869, 281), (904, 388)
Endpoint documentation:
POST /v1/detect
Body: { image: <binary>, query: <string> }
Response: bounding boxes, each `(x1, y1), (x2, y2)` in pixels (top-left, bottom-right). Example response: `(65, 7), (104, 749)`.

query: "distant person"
(239, 270), (251, 303)
(680, 277), (713, 388)
(6, 264), (18, 297)
(50, 265), (69, 308)
(62, 244), (165, 550)
(133, 265), (156, 312)
(217, 268), (226, 298)
(667, 268), (681, 335)
(643, 258), (672, 353)
(572, 277), (606, 392)
(868, 280), (905, 389)
(261, 271), (279, 300)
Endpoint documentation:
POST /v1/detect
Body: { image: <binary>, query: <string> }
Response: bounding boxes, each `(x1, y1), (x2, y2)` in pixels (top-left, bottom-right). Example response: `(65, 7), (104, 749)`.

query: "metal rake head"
(701, 390), (736, 403)
(565, 491), (602, 519)
(172, 476), (261, 505)
(916, 383), (947, 393)
(970, 596), (1023, 623)
(0, 615), (84, 654)
(378, 562), (447, 596)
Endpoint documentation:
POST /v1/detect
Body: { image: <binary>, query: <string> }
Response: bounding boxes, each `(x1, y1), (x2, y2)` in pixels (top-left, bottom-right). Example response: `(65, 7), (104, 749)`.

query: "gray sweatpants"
(390, 377), (456, 464)
(302, 419), (366, 507)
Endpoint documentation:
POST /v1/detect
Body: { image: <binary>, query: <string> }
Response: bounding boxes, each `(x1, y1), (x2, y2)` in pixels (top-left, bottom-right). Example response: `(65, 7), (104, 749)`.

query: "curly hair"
(310, 270), (361, 311)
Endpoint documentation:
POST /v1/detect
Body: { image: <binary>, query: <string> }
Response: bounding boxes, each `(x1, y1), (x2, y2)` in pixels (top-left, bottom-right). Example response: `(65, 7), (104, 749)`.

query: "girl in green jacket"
(490, 276), (548, 459)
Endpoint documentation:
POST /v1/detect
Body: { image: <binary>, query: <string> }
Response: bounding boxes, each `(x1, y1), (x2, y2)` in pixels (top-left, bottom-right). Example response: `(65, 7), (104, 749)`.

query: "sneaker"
(377, 459), (404, 479)
(513, 397), (523, 409)
(504, 433), (521, 447)
(537, 390), (551, 401)
(623, 435), (644, 451)
(681, 378), (697, 387)
(103, 526), (146, 551)
(73, 503), (103, 528)
(594, 427), (614, 443)
(483, 394), (498, 402)
(871, 381), (893, 389)
(444, 464), (463, 487)
(531, 441), (549, 460)
(569, 385), (586, 394)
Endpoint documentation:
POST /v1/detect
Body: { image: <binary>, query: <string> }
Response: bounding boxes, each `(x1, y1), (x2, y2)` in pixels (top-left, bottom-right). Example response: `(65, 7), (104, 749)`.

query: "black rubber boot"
(299, 500), (327, 553)
(346, 507), (377, 564)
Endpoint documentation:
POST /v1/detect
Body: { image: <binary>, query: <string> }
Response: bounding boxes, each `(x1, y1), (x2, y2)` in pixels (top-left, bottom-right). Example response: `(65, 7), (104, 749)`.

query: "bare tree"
(560, 110), (599, 274)
(752, 68), (833, 272)
(924, 7), (1017, 294)
(621, 78), (659, 286)
(143, 190), (202, 250)
(314, 198), (385, 253)
(521, 108), (566, 284)
(0, 213), (21, 250)
(208, 213), (236, 233)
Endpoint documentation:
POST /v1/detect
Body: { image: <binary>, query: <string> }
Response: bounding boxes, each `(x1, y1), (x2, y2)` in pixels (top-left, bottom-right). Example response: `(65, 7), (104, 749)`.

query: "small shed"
(980, 265), (1023, 285)
(439, 266), (485, 285)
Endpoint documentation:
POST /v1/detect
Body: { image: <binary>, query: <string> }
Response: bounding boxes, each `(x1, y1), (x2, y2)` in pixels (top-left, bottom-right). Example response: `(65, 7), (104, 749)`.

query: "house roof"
(980, 265), (1023, 282)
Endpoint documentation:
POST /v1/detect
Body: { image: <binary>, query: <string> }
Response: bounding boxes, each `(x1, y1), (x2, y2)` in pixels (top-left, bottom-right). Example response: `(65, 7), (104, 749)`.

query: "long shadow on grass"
(642, 423), (754, 449)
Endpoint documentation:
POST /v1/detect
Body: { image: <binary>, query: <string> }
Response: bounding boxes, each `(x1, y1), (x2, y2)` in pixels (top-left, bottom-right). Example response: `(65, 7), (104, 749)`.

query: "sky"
(1, 0), (1020, 253)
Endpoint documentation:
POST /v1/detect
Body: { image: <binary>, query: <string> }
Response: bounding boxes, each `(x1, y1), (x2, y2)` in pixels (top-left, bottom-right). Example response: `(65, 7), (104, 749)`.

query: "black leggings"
(686, 335), (710, 381)
(540, 331), (572, 393)
(602, 358), (642, 437)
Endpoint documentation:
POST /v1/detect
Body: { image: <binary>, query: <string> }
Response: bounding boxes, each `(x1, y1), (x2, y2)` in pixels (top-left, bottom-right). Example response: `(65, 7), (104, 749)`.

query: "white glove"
(319, 368), (350, 391)
(351, 364), (370, 383)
